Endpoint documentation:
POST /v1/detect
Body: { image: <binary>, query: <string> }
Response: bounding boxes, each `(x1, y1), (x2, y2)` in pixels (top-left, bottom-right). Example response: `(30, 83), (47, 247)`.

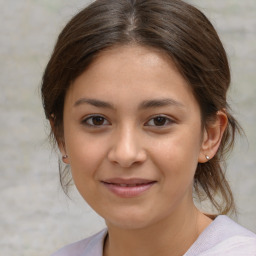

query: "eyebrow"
(138, 98), (185, 109)
(74, 98), (115, 109)
(74, 98), (184, 109)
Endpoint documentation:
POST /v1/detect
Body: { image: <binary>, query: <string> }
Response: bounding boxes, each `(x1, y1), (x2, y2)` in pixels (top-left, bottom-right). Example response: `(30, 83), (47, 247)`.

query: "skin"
(59, 45), (227, 256)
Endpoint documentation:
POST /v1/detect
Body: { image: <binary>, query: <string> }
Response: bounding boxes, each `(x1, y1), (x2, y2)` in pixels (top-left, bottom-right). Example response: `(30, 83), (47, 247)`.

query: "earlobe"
(58, 142), (70, 164)
(50, 116), (69, 164)
(198, 110), (228, 163)
(62, 154), (69, 164)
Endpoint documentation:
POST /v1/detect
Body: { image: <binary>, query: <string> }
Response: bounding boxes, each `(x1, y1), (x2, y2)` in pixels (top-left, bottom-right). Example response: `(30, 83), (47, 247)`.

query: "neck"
(104, 206), (212, 256)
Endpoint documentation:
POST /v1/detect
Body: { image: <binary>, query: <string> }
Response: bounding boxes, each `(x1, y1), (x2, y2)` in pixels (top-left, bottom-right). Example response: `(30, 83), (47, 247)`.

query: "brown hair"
(41, 0), (242, 214)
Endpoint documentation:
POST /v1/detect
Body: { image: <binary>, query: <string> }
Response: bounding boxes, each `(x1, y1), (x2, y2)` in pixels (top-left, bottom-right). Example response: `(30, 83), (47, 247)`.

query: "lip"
(101, 178), (156, 198)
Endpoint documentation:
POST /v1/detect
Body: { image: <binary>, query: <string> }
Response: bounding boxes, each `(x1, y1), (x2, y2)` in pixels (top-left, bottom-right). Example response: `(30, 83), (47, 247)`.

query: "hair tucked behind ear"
(41, 0), (242, 215)
(195, 110), (242, 215)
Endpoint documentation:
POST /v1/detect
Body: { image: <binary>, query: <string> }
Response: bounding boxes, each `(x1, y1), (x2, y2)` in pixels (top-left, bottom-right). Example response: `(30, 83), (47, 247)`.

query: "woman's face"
(62, 45), (207, 229)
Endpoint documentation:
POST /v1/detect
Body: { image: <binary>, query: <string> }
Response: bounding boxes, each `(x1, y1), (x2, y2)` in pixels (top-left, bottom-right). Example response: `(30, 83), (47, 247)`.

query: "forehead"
(91, 45), (180, 78)
(66, 45), (197, 110)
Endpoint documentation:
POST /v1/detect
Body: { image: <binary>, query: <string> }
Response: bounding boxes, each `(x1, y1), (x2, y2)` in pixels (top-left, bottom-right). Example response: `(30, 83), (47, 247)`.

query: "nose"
(107, 126), (147, 168)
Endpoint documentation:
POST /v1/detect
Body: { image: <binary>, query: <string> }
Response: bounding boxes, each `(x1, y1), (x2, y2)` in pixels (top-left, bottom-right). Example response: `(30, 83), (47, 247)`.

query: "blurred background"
(0, 0), (255, 255)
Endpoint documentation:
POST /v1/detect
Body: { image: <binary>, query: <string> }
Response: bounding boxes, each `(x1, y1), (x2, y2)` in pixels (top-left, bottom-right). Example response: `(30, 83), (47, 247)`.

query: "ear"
(50, 116), (70, 164)
(198, 110), (228, 163)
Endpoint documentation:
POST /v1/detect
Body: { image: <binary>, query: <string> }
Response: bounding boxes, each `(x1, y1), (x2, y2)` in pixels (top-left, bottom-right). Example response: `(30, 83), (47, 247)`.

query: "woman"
(41, 0), (256, 255)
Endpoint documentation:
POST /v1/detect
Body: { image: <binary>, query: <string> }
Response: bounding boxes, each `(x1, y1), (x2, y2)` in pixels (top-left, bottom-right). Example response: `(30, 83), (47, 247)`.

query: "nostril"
(107, 147), (147, 168)
(107, 131), (147, 167)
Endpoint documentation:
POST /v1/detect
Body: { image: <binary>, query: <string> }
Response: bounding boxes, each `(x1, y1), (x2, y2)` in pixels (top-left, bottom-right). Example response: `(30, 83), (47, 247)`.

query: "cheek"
(150, 129), (202, 177)
(64, 131), (108, 178)
(65, 134), (109, 201)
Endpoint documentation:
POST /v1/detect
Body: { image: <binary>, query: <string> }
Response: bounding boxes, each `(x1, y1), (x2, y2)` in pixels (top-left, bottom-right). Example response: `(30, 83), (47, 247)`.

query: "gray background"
(0, 1), (255, 255)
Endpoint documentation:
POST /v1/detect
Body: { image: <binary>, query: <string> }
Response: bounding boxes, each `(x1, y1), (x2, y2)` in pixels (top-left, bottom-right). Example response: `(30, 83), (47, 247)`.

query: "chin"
(107, 218), (152, 230)
(103, 208), (161, 230)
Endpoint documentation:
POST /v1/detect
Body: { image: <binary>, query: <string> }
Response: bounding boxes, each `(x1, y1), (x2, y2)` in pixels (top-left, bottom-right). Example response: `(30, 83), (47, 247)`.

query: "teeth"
(118, 184), (143, 187)
(106, 182), (151, 187)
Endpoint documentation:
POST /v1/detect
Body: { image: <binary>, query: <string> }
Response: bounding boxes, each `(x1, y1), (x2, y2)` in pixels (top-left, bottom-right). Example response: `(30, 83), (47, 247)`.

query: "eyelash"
(145, 115), (174, 127)
(81, 115), (174, 128)
(82, 115), (110, 127)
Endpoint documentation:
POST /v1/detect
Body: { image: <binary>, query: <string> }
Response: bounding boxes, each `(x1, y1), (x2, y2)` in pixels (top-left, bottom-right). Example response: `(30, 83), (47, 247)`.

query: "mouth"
(101, 178), (156, 198)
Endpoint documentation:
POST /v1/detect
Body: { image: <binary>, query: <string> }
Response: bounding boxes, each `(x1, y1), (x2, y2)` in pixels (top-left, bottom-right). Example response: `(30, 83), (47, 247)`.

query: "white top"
(52, 215), (256, 256)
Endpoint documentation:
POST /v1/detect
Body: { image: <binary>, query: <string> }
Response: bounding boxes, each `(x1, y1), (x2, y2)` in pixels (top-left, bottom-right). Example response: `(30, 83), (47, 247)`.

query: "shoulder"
(51, 229), (107, 256)
(186, 215), (256, 256)
(199, 236), (256, 255)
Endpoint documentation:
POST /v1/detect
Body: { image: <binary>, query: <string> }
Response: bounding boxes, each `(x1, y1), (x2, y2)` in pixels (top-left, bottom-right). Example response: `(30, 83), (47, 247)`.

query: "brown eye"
(92, 116), (105, 125)
(145, 115), (173, 127)
(83, 115), (110, 127)
(153, 116), (167, 126)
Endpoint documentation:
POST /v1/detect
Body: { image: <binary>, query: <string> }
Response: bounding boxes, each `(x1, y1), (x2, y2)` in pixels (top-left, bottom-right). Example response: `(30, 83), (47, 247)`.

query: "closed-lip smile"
(101, 178), (156, 198)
